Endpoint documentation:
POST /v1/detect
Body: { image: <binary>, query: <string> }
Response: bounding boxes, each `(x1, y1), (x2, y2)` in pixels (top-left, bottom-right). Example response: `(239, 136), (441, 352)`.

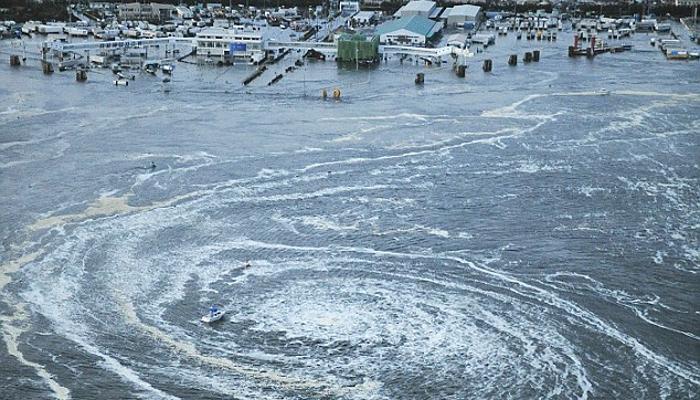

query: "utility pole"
(355, 40), (358, 70)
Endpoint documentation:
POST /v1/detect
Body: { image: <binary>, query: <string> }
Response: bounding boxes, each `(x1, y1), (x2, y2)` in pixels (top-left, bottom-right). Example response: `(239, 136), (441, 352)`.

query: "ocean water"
(0, 27), (699, 399)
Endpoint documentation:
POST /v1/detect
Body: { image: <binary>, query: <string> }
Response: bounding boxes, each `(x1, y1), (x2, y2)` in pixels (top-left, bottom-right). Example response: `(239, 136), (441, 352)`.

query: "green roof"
(375, 16), (437, 38)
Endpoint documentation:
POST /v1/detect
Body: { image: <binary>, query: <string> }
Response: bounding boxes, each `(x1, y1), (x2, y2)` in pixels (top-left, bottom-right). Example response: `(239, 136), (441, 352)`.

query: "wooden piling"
(41, 61), (54, 74)
(415, 73), (424, 85)
(76, 69), (87, 82)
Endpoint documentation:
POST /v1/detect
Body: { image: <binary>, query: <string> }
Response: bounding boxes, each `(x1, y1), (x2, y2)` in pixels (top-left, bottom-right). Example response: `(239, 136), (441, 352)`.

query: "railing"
(379, 45), (472, 58)
(264, 40), (337, 52)
(43, 37), (473, 60)
(45, 37), (194, 52)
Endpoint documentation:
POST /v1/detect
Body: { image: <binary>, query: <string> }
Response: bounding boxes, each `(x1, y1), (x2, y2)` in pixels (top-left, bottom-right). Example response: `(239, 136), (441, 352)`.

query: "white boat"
(596, 88), (610, 96)
(116, 72), (135, 80)
(161, 64), (174, 74)
(201, 305), (225, 323)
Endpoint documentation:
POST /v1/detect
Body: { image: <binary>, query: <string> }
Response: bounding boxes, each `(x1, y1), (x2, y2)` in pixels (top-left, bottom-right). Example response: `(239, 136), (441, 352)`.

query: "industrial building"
(394, 1), (437, 19)
(444, 4), (482, 27)
(375, 15), (441, 46)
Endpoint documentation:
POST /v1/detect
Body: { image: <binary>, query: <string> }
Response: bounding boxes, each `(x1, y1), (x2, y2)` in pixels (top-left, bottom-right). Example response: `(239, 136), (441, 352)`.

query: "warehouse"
(445, 4), (482, 27)
(394, 1), (437, 19)
(375, 15), (441, 46)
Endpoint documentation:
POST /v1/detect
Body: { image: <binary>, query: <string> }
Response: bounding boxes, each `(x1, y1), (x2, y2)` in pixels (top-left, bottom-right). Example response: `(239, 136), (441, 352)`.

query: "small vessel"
(201, 305), (225, 323)
(116, 72), (135, 80)
(596, 88), (610, 96)
(114, 79), (129, 86)
(162, 64), (174, 74)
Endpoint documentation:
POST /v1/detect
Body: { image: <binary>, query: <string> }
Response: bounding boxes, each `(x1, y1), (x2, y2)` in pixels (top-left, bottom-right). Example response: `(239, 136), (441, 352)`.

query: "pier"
(44, 37), (193, 53)
(39, 37), (473, 66)
(264, 40), (337, 55)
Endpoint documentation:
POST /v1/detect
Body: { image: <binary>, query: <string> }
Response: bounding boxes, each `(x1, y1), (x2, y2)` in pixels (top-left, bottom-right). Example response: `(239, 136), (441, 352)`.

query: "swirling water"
(0, 30), (699, 399)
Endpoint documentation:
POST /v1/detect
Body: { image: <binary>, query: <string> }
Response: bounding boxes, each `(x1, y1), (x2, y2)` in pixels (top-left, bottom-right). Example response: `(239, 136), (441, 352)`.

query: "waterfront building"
(444, 4), (482, 27)
(375, 15), (441, 45)
(195, 27), (263, 62)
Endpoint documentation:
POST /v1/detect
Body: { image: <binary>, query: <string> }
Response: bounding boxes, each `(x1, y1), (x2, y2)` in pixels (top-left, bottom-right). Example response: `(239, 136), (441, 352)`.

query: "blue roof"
(375, 16), (437, 38)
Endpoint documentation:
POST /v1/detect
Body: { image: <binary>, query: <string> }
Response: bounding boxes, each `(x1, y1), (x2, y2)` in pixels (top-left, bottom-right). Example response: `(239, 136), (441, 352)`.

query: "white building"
(88, 1), (114, 10)
(339, 1), (360, 15)
(352, 11), (379, 26)
(446, 32), (469, 49)
(445, 4), (481, 27)
(375, 15), (441, 46)
(195, 27), (263, 62)
(117, 2), (176, 21)
(394, 1), (436, 18)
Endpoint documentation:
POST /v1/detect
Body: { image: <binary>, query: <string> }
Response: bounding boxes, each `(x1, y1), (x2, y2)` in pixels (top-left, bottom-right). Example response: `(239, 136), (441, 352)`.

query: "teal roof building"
(375, 16), (441, 45)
